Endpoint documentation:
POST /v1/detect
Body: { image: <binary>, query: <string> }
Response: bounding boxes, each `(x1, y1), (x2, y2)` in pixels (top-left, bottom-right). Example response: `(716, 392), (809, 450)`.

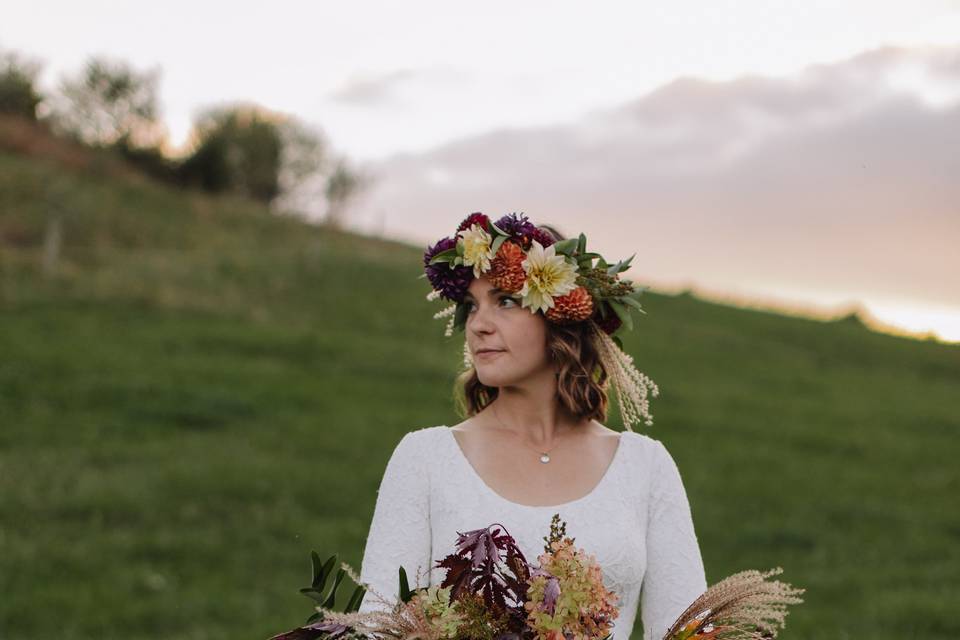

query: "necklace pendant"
(539, 453), (551, 463)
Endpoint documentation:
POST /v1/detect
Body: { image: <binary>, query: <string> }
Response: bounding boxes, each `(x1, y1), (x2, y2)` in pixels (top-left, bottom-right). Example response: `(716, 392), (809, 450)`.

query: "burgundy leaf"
(437, 523), (534, 620)
(267, 627), (327, 640)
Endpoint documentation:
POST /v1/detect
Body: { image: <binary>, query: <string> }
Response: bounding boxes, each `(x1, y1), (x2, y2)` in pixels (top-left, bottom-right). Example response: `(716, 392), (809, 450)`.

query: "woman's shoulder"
(392, 424), (449, 453)
(619, 427), (663, 454)
(617, 429), (680, 486)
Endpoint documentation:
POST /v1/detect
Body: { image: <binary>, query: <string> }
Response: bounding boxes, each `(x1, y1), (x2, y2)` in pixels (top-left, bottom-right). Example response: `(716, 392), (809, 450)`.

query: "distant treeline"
(0, 48), (364, 224)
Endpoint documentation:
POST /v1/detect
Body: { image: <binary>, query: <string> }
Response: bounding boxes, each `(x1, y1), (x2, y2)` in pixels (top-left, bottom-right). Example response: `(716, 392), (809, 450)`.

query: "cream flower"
(519, 240), (579, 314)
(458, 223), (494, 277)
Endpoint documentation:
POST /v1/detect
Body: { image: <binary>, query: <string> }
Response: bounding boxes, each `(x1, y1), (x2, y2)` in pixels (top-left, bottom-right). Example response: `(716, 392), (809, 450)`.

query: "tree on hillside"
(179, 103), (368, 213)
(269, 121), (370, 225)
(0, 50), (44, 120)
(323, 156), (369, 229)
(178, 103), (286, 203)
(276, 117), (329, 203)
(47, 56), (166, 150)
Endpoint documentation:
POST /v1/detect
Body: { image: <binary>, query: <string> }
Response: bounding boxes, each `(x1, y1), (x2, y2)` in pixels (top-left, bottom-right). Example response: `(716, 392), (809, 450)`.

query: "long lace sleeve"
(639, 440), (708, 640)
(357, 431), (433, 615)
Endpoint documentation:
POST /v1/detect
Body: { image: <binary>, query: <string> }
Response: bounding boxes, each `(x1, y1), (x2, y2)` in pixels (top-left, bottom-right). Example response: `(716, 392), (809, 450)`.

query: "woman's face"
(464, 276), (554, 387)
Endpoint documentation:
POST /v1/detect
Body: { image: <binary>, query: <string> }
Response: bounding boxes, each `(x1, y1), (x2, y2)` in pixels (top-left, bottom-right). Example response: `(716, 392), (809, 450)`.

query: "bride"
(356, 213), (707, 640)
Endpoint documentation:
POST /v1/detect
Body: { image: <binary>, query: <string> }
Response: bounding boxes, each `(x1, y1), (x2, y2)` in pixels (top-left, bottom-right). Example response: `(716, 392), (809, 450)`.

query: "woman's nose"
(468, 303), (495, 332)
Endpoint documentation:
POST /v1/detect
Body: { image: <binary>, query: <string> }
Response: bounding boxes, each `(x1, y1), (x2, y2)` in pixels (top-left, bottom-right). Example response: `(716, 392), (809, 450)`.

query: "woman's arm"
(640, 440), (708, 640)
(357, 430), (433, 615)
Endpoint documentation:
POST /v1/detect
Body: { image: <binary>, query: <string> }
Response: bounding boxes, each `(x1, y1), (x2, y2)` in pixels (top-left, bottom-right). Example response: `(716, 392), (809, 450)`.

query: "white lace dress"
(357, 425), (707, 640)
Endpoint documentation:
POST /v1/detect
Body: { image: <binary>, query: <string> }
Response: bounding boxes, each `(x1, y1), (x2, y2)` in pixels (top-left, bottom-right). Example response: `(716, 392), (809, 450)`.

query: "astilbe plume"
(587, 319), (659, 430)
(426, 289), (458, 337)
(661, 567), (805, 640)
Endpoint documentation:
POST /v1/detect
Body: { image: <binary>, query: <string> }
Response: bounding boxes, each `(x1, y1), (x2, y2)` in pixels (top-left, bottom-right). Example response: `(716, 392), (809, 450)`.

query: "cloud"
(328, 65), (472, 106)
(328, 69), (420, 106)
(348, 44), (960, 316)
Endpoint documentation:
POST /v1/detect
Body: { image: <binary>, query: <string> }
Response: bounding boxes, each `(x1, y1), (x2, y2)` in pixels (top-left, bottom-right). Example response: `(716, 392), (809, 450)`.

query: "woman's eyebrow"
(463, 288), (505, 301)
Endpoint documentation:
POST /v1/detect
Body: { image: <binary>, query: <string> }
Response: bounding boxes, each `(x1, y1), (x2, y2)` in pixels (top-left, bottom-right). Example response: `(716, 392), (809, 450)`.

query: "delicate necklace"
(491, 404), (562, 464)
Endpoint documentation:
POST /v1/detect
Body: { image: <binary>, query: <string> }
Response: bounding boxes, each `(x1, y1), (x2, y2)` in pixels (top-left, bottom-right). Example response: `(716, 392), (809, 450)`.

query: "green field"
(1, 151), (958, 640)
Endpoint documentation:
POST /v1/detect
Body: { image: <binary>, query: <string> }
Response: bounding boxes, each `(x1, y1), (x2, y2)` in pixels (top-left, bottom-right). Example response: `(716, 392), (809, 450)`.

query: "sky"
(3, 1), (959, 342)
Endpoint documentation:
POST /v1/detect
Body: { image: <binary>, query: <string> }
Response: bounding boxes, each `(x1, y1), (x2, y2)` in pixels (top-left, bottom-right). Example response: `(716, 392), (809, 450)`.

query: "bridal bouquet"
(269, 514), (804, 640)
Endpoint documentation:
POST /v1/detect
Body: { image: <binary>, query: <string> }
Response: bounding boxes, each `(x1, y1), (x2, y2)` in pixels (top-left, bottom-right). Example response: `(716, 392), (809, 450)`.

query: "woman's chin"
(476, 369), (512, 387)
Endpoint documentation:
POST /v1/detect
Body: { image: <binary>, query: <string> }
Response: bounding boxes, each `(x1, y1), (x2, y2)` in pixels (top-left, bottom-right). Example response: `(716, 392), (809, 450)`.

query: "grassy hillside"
(1, 149), (958, 640)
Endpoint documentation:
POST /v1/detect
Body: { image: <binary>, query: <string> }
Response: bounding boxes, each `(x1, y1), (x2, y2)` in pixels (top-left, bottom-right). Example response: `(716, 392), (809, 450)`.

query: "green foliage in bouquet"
(302, 552), (368, 621)
(268, 551), (369, 640)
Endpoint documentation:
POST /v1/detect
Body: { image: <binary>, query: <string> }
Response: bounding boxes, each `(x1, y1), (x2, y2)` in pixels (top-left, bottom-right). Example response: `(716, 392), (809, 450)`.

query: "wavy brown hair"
(453, 223), (611, 423)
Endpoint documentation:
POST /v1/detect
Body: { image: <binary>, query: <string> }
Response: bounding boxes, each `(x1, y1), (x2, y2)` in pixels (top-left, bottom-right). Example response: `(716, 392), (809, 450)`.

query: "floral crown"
(421, 212), (648, 345)
(421, 212), (660, 430)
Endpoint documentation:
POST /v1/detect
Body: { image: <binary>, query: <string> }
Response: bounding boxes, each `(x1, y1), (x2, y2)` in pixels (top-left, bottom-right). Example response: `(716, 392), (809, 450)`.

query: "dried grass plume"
(662, 567), (805, 640)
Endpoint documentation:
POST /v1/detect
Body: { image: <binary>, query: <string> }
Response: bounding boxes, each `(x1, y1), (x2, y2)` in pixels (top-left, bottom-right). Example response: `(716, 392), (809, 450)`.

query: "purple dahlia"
(423, 236), (472, 302)
(493, 212), (556, 249)
(494, 212), (537, 240)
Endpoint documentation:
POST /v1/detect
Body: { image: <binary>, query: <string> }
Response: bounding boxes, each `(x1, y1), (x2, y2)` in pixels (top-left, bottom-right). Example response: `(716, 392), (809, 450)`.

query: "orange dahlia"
(545, 286), (594, 324)
(487, 240), (527, 293)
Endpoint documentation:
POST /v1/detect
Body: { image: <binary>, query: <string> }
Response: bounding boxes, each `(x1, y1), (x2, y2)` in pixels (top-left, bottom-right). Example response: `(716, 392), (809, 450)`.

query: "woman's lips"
(476, 349), (505, 359)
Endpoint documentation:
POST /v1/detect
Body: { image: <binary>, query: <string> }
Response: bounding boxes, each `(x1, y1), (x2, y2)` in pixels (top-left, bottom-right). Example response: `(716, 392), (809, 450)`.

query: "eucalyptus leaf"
(399, 566), (412, 603)
(428, 248), (458, 265)
(320, 555), (337, 590)
(300, 586), (325, 603)
(491, 234), (507, 254)
(346, 584), (366, 612)
(606, 253), (637, 276)
(552, 238), (578, 255)
(620, 296), (647, 313)
(310, 551), (323, 588)
(321, 567), (346, 608)
(489, 220), (508, 236)
(609, 300), (634, 332)
(577, 233), (587, 254)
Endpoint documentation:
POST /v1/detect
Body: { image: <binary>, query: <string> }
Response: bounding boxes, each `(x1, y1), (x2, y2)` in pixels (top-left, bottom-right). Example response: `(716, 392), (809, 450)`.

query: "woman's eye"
(466, 296), (517, 313)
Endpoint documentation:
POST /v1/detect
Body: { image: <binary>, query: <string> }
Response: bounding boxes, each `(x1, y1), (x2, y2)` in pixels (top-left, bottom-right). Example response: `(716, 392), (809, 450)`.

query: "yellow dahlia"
(458, 223), (494, 277)
(519, 240), (579, 314)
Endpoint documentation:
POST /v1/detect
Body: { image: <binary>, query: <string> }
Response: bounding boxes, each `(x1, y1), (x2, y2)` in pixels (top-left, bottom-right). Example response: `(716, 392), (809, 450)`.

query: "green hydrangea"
(415, 585), (464, 639)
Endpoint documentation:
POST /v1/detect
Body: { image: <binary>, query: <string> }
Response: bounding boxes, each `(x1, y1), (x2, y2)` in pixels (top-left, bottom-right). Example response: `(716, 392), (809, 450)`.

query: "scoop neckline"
(441, 424), (626, 509)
